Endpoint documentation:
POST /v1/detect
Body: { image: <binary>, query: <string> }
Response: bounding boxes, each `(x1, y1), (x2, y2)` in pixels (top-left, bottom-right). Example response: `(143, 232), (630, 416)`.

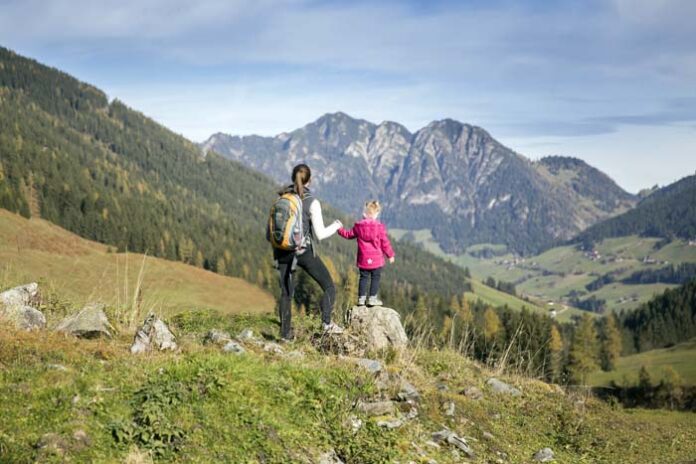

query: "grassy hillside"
(1, 313), (695, 463)
(589, 339), (696, 387)
(394, 228), (696, 313)
(0, 209), (273, 315)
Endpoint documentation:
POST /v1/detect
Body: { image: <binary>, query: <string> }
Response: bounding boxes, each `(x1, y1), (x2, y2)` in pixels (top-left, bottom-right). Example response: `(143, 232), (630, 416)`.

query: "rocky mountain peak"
(203, 113), (636, 254)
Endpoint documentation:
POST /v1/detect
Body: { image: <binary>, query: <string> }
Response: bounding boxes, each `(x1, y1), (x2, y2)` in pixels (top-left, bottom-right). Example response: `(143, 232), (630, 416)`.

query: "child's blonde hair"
(364, 200), (382, 218)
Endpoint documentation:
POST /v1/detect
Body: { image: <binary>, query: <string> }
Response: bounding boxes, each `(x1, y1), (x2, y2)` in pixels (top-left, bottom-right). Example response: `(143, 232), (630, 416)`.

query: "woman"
(273, 163), (344, 341)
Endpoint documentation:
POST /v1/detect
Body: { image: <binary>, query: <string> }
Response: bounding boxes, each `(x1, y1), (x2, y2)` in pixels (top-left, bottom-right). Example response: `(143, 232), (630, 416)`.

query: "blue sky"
(1, 0), (695, 192)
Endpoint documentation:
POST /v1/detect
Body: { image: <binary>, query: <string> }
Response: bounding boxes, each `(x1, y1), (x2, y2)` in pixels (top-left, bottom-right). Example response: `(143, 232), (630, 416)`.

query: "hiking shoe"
(322, 322), (345, 335)
(357, 296), (367, 306)
(367, 296), (383, 307)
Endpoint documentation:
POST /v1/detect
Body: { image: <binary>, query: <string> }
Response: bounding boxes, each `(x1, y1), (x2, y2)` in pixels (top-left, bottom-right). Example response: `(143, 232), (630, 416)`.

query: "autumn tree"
(599, 314), (622, 371)
(567, 313), (599, 385)
(549, 324), (564, 383)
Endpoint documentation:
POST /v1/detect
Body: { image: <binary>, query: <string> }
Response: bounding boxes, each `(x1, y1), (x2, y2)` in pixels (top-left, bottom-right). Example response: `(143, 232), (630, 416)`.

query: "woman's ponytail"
(292, 164), (311, 197)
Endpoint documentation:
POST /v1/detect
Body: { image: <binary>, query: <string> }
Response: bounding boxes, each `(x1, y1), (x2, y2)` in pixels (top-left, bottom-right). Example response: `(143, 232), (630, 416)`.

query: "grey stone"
(533, 448), (554, 462)
(347, 305), (408, 352)
(203, 329), (232, 345)
(222, 341), (246, 354)
(482, 431), (494, 441)
(0, 283), (45, 330)
(431, 429), (475, 459)
(486, 378), (522, 397)
(318, 449), (344, 464)
(130, 314), (177, 353)
(357, 400), (395, 417)
(56, 303), (114, 338)
(354, 358), (383, 375)
(463, 386), (483, 400)
(376, 418), (404, 429)
(443, 401), (455, 416)
(397, 380), (420, 401)
(0, 282), (39, 307)
(237, 328), (255, 340)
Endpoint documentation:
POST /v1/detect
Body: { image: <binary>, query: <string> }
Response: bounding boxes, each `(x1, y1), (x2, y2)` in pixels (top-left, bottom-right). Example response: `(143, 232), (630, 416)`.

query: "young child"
(338, 200), (395, 306)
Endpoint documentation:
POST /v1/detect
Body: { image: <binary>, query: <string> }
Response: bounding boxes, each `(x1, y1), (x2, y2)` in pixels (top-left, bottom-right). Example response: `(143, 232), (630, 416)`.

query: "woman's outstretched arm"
(309, 200), (341, 240)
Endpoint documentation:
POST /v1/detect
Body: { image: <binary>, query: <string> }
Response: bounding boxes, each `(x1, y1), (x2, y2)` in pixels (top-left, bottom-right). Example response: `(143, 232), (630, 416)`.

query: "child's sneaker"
(322, 322), (345, 335)
(367, 296), (383, 307)
(357, 296), (367, 306)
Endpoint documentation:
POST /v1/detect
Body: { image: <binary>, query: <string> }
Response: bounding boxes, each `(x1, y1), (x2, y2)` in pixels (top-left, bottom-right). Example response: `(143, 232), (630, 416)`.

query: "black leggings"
(276, 247), (335, 338)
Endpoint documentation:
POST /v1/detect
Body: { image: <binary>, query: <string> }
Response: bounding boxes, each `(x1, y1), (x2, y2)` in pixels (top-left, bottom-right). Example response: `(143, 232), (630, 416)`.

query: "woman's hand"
(389, 256), (395, 264)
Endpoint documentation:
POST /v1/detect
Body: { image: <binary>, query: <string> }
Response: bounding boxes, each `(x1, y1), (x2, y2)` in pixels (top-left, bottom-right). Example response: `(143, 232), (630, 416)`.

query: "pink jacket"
(338, 218), (395, 270)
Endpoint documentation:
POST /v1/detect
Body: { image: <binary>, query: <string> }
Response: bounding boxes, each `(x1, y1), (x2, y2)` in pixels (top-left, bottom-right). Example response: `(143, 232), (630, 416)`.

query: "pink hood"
(338, 218), (395, 270)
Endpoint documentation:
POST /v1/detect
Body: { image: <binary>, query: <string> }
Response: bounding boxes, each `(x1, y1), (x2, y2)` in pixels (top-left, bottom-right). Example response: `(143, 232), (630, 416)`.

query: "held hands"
(389, 256), (395, 264)
(334, 220), (343, 228)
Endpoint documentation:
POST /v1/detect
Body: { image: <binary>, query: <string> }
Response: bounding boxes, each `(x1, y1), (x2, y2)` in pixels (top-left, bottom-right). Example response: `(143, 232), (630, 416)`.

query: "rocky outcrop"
(56, 303), (114, 339)
(0, 283), (46, 330)
(431, 428), (476, 458)
(347, 305), (408, 352)
(130, 313), (177, 353)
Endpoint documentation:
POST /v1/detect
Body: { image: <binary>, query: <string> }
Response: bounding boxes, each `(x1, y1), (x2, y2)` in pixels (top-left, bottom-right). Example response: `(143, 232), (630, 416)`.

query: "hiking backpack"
(267, 192), (307, 252)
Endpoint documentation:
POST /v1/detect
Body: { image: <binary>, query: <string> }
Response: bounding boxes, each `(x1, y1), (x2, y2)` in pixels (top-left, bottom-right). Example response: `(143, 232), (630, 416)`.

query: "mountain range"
(203, 113), (636, 254)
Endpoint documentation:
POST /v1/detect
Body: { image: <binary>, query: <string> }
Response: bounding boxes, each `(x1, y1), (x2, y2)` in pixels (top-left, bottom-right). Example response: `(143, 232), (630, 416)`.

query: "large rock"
(347, 305), (408, 352)
(131, 313), (177, 353)
(0, 283), (45, 330)
(56, 303), (114, 339)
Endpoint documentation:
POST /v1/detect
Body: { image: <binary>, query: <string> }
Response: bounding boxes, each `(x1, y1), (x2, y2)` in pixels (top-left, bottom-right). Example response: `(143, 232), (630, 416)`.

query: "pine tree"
(600, 314), (622, 371)
(549, 324), (563, 383)
(567, 313), (599, 385)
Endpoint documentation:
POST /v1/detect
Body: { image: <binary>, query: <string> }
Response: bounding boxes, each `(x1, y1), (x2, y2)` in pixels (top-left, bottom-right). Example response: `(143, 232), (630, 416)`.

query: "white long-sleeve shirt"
(309, 199), (340, 241)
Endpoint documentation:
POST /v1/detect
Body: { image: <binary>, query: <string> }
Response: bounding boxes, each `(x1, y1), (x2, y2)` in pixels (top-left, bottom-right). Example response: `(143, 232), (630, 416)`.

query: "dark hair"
(292, 164), (311, 197)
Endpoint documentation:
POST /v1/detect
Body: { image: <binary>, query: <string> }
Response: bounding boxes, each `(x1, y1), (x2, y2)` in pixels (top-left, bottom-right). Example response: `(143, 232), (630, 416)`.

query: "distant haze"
(1, 0), (695, 192)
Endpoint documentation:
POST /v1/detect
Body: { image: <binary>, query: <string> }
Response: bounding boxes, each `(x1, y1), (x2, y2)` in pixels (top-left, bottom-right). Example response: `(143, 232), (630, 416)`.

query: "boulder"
(347, 305), (408, 352)
(56, 303), (114, 338)
(130, 314), (177, 353)
(0, 283), (45, 330)
(486, 378), (522, 397)
(0, 282), (39, 307)
(534, 447), (555, 462)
